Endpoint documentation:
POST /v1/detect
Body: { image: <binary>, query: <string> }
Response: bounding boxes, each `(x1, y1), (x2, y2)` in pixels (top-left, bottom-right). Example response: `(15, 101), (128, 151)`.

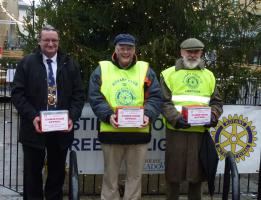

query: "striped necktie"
(46, 59), (56, 109)
(46, 59), (55, 87)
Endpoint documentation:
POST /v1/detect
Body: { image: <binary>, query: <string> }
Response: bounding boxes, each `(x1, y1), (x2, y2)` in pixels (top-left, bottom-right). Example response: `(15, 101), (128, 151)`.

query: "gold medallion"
(48, 86), (56, 93)
(48, 94), (56, 105)
(48, 86), (57, 106)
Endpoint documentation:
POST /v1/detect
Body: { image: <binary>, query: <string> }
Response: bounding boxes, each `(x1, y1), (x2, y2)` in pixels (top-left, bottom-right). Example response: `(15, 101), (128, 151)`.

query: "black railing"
(222, 151), (240, 200)
(69, 150), (79, 200)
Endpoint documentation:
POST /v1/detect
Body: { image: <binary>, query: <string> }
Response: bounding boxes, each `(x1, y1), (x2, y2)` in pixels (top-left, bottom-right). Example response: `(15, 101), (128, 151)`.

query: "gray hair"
(39, 25), (59, 40)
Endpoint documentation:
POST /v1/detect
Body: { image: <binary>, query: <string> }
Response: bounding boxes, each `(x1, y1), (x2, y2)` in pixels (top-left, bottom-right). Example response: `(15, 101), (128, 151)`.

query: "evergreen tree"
(20, 0), (261, 102)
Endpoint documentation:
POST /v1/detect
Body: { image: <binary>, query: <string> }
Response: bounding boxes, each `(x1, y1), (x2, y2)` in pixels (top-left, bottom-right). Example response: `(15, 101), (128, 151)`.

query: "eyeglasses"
(117, 46), (135, 53)
(41, 39), (59, 43)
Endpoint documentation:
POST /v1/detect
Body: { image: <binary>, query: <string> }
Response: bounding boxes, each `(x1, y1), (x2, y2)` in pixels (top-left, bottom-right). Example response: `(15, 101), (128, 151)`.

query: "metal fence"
(0, 61), (260, 197)
(69, 150), (80, 200)
(222, 152), (240, 200)
(0, 62), (22, 194)
(217, 77), (261, 105)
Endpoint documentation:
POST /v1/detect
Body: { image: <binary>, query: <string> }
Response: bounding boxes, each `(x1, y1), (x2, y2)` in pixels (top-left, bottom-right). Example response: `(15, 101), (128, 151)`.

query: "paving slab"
(0, 186), (22, 200)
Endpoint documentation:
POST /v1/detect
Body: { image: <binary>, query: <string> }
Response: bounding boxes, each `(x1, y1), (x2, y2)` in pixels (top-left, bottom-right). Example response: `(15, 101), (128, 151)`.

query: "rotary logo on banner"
(212, 114), (257, 162)
(211, 105), (260, 173)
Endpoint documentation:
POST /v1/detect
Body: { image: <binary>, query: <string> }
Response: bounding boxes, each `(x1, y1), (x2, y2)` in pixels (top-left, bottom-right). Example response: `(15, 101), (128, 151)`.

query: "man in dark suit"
(11, 25), (85, 200)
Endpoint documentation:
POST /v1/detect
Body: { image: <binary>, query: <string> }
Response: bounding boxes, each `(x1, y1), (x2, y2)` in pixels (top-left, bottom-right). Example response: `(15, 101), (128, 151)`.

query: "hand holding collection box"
(182, 106), (211, 126)
(40, 110), (69, 132)
(116, 106), (144, 127)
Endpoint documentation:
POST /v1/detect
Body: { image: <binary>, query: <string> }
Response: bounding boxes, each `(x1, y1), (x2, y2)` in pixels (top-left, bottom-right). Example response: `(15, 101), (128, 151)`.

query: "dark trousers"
(166, 181), (202, 200)
(23, 136), (68, 200)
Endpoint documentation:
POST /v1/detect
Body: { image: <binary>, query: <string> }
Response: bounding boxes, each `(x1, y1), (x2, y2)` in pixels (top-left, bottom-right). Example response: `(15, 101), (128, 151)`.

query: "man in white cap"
(88, 33), (161, 200)
(160, 38), (223, 200)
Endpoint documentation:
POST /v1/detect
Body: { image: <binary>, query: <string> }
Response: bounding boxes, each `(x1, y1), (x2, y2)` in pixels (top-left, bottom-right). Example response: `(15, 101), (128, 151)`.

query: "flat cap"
(114, 34), (136, 46)
(180, 38), (204, 50)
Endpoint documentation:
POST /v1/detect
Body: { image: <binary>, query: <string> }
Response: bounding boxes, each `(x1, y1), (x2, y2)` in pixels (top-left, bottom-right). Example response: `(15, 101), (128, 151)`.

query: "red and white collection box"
(40, 110), (69, 132)
(116, 106), (144, 127)
(182, 106), (211, 126)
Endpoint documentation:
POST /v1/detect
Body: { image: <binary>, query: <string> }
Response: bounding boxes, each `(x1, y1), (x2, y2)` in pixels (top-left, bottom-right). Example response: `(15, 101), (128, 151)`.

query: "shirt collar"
(43, 53), (57, 63)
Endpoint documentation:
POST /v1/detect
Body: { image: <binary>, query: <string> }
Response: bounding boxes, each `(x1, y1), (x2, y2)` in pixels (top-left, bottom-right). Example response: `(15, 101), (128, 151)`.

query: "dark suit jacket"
(11, 49), (85, 149)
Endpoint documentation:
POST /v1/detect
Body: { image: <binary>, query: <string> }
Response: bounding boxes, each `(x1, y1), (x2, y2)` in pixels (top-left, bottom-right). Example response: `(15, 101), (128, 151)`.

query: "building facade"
(0, 0), (19, 49)
(0, 0), (29, 50)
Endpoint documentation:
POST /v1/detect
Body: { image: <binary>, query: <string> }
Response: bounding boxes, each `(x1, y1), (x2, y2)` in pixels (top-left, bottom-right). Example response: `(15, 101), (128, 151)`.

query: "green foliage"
(0, 58), (18, 68)
(19, 0), (261, 102)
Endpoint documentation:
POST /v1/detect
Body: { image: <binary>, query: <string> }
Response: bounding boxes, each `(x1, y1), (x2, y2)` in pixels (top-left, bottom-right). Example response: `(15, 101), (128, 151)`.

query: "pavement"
(0, 186), (258, 200)
(0, 186), (22, 200)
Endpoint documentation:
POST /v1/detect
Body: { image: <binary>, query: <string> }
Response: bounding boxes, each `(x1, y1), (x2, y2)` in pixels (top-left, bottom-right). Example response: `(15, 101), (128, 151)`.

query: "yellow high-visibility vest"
(100, 61), (150, 133)
(161, 66), (215, 132)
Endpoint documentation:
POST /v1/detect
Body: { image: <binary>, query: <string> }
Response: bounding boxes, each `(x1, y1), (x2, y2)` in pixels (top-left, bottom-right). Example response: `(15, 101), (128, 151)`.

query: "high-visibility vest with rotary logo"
(161, 66), (215, 132)
(100, 60), (150, 133)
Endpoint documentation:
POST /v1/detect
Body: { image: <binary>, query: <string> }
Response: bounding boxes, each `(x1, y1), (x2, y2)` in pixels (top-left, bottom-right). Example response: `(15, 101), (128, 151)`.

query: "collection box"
(40, 110), (69, 132)
(116, 106), (144, 127)
(182, 106), (211, 126)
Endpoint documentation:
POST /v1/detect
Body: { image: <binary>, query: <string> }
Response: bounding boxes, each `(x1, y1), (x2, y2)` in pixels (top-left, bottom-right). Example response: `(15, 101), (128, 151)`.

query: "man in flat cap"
(88, 33), (161, 200)
(160, 38), (223, 200)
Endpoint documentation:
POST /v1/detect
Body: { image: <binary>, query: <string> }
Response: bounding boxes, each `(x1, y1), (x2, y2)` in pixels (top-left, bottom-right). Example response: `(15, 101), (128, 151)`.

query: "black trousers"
(166, 181), (202, 200)
(23, 135), (68, 200)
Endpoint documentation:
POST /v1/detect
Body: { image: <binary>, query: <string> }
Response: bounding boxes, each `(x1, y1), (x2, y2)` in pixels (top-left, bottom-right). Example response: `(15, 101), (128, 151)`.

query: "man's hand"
(110, 114), (119, 128)
(33, 116), (42, 133)
(204, 113), (218, 128)
(68, 118), (73, 131)
(141, 115), (149, 127)
(174, 116), (191, 129)
(63, 118), (74, 132)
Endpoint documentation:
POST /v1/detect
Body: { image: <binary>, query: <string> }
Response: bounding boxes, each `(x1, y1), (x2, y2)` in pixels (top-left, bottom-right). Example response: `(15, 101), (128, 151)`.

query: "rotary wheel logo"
(115, 89), (135, 105)
(184, 74), (200, 89)
(211, 114), (257, 163)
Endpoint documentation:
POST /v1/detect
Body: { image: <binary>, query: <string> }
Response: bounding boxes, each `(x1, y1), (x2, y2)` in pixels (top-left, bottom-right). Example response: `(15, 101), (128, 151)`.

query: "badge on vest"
(116, 106), (144, 127)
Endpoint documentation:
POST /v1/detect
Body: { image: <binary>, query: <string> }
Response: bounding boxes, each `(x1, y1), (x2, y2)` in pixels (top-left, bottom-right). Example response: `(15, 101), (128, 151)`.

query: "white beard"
(183, 57), (201, 69)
